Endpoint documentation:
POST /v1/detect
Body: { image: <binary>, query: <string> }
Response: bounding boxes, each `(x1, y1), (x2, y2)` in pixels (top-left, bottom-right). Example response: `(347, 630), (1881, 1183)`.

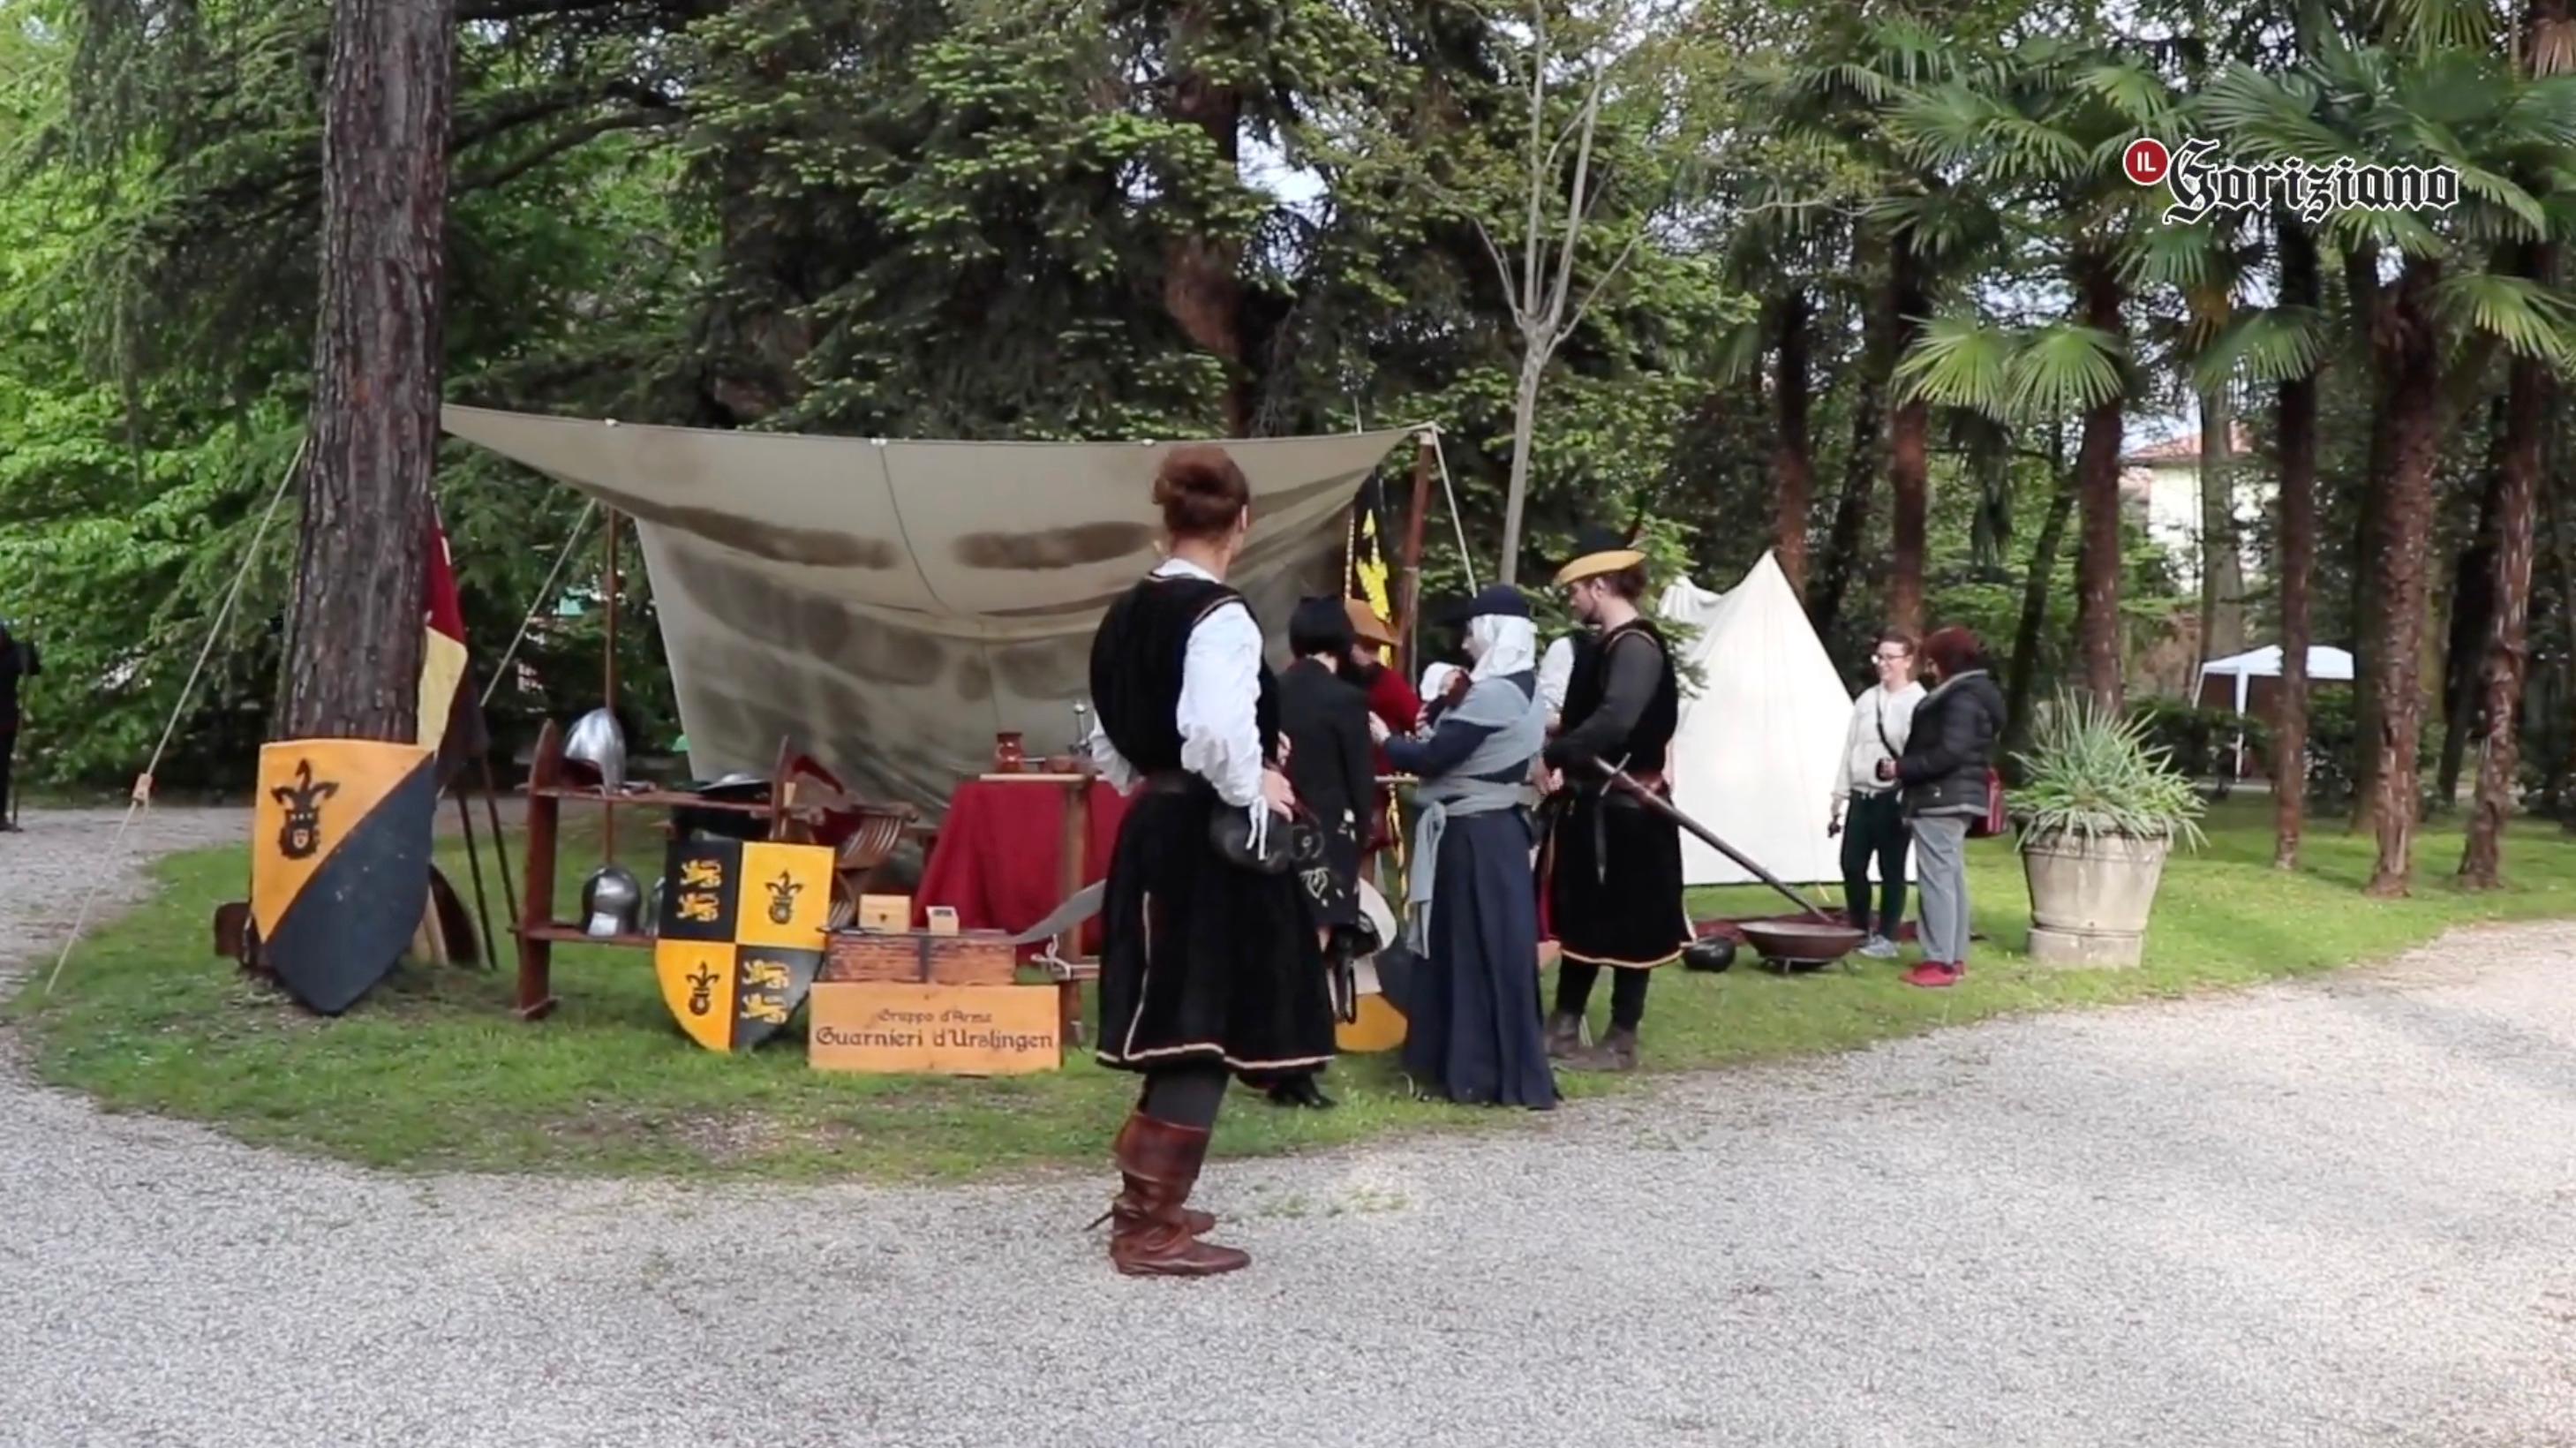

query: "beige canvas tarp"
(441, 406), (1414, 810)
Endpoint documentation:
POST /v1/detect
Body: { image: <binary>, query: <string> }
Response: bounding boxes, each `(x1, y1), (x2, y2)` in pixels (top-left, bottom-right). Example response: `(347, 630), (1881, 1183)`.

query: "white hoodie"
(1834, 681), (1924, 802)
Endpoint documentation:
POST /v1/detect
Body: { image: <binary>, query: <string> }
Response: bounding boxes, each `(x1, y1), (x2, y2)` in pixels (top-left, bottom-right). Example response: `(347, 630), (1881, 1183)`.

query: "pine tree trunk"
(2007, 427), (2078, 758)
(1771, 290), (1815, 600)
(2363, 258), (2446, 897)
(1161, 13), (1247, 435)
(1887, 238), (1931, 635)
(2074, 257), (2127, 713)
(2197, 389), (2245, 664)
(2461, 326), (2555, 885)
(282, 0), (456, 741)
(1811, 290), (1888, 637)
(2271, 219), (2321, 870)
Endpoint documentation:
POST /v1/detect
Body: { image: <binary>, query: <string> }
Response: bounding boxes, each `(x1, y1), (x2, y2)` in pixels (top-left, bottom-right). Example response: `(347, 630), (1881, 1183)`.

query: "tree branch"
(1542, 79), (1608, 336)
(456, 0), (635, 23)
(1523, 0), (1549, 321)
(1549, 224), (1649, 357)
(450, 108), (676, 195)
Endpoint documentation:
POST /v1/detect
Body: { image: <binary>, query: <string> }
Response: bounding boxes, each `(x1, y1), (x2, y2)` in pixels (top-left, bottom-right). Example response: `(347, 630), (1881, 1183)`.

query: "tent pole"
(602, 507), (620, 864)
(1397, 431), (1434, 678)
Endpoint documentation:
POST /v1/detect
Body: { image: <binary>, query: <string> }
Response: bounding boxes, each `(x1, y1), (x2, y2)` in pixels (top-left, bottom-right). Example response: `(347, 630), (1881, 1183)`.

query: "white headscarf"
(1467, 614), (1539, 682)
(1420, 660), (1461, 701)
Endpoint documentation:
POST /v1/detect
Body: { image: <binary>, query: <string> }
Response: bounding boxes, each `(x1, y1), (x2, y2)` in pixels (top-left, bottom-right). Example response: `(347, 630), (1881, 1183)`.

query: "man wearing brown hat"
(1344, 598), (1420, 864)
(1538, 526), (1691, 1072)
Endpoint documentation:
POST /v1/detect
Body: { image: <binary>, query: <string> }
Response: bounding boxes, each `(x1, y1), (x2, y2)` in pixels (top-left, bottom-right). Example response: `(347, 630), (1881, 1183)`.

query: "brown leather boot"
(1105, 1114), (1249, 1278)
(1544, 1012), (1586, 1060)
(1564, 1026), (1638, 1073)
(1093, 1112), (1214, 1236)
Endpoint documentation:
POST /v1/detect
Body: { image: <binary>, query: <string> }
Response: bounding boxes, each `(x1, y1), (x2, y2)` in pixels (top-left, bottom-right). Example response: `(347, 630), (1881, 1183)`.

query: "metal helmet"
(1682, 935), (1737, 973)
(580, 864), (644, 938)
(564, 708), (628, 791)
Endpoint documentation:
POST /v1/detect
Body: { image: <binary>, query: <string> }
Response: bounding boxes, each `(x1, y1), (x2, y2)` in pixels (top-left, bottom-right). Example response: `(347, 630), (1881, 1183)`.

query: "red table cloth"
(915, 778), (1131, 957)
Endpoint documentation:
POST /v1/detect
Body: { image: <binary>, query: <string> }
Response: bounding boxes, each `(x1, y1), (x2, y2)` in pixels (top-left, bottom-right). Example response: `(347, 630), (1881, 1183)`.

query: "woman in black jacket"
(1875, 625), (2006, 987)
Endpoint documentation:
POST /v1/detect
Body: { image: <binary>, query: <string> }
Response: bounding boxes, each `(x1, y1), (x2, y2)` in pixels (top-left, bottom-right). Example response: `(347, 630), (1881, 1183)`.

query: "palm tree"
(1743, 15), (2002, 634)
(1884, 37), (2179, 710)
(2206, 37), (2576, 894)
(2463, 0), (2576, 886)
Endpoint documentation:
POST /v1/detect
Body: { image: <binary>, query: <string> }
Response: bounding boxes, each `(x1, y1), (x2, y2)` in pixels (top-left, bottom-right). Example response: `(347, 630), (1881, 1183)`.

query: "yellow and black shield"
(251, 739), (438, 1015)
(653, 836), (832, 1052)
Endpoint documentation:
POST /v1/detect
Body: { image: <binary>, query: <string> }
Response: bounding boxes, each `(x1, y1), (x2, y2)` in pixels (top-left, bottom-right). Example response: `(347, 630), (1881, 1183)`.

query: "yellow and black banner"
(653, 836), (833, 1052)
(251, 739), (438, 1015)
(1345, 472), (1395, 629)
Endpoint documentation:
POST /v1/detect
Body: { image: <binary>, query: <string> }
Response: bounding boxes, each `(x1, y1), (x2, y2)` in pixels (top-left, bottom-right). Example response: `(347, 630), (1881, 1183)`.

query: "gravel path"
(4, 809), (2573, 1447)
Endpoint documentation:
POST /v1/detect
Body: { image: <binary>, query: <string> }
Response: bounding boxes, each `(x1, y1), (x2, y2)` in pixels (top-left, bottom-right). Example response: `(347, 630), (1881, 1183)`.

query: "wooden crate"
(823, 928), (1015, 986)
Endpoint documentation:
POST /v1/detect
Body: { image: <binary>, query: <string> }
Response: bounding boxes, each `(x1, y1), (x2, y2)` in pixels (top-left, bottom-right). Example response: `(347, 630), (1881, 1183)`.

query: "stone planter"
(2022, 830), (2171, 968)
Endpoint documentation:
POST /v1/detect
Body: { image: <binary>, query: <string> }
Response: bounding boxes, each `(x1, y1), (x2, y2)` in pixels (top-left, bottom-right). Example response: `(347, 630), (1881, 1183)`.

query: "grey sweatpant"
(1910, 814), (1974, 965)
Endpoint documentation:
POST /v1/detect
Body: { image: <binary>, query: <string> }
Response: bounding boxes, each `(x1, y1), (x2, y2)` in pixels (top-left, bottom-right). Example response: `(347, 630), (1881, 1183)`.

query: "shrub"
(2015, 693), (2208, 847)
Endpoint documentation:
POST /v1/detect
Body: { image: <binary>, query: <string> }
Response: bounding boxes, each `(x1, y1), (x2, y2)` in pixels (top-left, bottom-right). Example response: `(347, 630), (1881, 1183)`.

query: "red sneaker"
(1902, 962), (1960, 988)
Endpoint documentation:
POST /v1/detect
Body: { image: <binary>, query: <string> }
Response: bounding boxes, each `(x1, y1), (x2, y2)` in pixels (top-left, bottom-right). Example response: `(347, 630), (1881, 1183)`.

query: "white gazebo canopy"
(2196, 644), (2356, 713)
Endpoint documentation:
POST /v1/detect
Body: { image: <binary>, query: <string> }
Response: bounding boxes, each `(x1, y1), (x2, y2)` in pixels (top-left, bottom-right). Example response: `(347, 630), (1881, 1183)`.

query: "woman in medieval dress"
(1081, 445), (1337, 1278)
(1382, 584), (1558, 1110)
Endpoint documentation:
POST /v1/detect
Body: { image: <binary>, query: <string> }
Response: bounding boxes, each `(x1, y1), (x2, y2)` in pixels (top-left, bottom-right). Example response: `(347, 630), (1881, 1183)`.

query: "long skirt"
(1401, 809), (1558, 1109)
(1095, 783), (1337, 1075)
(1549, 790), (1690, 969)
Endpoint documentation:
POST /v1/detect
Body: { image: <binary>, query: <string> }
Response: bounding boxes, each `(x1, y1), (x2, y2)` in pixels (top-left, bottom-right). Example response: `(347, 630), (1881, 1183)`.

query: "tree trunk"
(2007, 423), (2078, 759)
(1811, 296), (1888, 637)
(2363, 258), (2447, 897)
(2462, 282), (2557, 883)
(2272, 218), (2321, 870)
(1498, 348), (1545, 585)
(2347, 245), (2393, 833)
(1887, 238), (1931, 635)
(2438, 425), (2506, 811)
(1160, 13), (1247, 435)
(2074, 257), (2127, 713)
(1771, 291), (1815, 600)
(282, 0), (456, 740)
(2196, 388), (2246, 665)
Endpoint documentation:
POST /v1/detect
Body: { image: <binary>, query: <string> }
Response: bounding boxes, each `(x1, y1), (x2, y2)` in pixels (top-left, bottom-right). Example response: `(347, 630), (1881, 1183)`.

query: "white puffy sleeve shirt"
(1085, 558), (1267, 810)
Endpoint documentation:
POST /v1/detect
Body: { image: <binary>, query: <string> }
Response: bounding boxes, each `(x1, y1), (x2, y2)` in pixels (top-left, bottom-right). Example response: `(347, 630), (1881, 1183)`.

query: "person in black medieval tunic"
(1081, 445), (1336, 1278)
(1540, 526), (1691, 1073)
(1247, 597), (1380, 1110)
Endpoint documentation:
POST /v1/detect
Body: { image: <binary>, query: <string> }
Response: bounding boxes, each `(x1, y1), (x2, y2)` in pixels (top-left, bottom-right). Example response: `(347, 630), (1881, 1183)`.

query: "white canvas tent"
(441, 406), (1414, 811)
(1660, 552), (1894, 889)
(2196, 644), (2355, 713)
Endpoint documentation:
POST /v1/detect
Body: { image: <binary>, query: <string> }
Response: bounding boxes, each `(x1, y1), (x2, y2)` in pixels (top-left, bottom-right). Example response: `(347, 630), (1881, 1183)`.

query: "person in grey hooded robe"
(1382, 584), (1558, 1110)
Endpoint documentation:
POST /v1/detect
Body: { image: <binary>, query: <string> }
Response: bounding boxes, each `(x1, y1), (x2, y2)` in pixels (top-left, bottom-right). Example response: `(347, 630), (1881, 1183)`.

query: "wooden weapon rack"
(511, 719), (914, 1020)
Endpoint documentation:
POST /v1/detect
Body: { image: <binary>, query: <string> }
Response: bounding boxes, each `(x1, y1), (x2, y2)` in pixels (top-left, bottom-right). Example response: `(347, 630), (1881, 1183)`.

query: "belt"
(1142, 770), (1203, 796)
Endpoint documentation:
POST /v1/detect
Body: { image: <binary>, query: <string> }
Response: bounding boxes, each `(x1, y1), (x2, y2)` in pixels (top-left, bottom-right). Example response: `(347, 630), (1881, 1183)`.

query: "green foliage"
(2128, 697), (2269, 781)
(2014, 691), (2210, 847)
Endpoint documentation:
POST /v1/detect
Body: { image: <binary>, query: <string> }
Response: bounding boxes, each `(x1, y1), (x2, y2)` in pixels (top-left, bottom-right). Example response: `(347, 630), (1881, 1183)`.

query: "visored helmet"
(579, 864), (643, 938)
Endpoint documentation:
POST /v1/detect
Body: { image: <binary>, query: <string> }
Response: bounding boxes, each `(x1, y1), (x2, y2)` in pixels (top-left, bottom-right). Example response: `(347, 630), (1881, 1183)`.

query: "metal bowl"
(1737, 920), (1867, 970)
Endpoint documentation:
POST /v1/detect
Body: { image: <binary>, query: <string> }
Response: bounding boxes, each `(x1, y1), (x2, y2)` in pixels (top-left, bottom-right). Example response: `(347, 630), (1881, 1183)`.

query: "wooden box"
(823, 928), (1015, 985)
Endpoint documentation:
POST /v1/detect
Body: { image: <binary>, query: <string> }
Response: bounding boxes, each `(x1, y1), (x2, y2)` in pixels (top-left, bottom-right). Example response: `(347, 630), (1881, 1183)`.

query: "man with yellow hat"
(1538, 524), (1691, 1072)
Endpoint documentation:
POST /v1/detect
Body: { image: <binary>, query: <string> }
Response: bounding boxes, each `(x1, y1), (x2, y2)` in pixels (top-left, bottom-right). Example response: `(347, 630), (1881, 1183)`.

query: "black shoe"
(1266, 1075), (1336, 1110)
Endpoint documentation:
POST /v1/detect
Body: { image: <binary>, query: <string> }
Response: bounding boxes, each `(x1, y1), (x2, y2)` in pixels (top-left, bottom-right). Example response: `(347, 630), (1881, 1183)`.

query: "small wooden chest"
(823, 928), (1015, 986)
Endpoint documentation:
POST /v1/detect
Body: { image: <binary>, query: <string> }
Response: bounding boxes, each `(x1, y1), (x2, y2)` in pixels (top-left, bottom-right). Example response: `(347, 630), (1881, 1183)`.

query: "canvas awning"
(2196, 644), (2355, 714)
(442, 406), (1417, 810)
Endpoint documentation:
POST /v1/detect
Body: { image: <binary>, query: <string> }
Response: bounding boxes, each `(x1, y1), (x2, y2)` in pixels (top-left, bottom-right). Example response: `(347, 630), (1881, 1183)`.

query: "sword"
(1586, 760), (1842, 924)
(1006, 880), (1105, 948)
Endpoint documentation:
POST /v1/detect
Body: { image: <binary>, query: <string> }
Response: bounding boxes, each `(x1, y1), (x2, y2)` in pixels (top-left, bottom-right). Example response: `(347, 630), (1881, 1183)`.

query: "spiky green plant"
(2012, 693), (2208, 848)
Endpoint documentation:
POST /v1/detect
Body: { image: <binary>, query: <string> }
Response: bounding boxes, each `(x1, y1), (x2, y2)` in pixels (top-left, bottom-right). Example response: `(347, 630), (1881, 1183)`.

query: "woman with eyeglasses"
(1832, 630), (1924, 960)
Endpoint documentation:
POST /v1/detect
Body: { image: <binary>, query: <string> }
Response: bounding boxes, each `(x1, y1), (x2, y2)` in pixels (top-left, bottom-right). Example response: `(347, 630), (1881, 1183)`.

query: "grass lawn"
(11, 797), (2576, 1183)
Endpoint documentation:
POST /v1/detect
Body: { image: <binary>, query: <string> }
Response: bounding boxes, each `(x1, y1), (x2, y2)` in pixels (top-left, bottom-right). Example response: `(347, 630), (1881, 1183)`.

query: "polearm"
(1584, 760), (1842, 924)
